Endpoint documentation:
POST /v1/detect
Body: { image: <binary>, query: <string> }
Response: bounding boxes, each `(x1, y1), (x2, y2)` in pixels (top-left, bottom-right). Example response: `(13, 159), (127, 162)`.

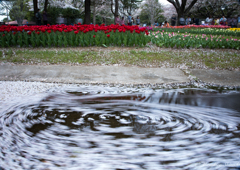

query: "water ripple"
(0, 87), (240, 170)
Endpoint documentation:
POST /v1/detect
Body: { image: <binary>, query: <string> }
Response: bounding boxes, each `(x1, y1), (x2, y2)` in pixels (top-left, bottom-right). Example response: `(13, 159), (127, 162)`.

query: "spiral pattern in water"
(0, 87), (240, 170)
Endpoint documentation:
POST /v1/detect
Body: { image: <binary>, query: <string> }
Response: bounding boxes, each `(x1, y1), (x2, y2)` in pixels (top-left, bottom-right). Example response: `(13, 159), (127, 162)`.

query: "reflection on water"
(0, 86), (240, 170)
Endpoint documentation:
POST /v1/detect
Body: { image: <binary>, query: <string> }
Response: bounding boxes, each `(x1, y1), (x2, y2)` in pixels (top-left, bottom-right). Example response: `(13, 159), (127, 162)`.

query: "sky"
(159, 0), (171, 5)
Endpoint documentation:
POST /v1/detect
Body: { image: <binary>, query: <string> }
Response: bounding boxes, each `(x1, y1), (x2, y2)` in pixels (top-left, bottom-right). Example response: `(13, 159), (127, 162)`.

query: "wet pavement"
(0, 65), (188, 84)
(0, 64), (239, 86)
(190, 69), (240, 86)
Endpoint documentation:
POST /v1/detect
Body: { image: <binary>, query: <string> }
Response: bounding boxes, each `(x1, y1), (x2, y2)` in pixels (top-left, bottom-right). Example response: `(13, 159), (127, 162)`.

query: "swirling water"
(0, 86), (240, 170)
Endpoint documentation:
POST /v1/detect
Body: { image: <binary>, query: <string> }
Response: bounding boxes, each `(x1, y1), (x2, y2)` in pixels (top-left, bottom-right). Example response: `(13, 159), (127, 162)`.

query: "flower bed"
(151, 31), (240, 50)
(227, 28), (240, 31)
(0, 24), (150, 47)
(153, 27), (240, 37)
(155, 25), (231, 29)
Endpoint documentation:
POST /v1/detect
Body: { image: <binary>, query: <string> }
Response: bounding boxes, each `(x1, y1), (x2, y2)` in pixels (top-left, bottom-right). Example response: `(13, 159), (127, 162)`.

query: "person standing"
(132, 17), (135, 25)
(115, 15), (121, 25)
(179, 16), (185, 25)
(136, 16), (140, 26)
(35, 9), (42, 25)
(127, 13), (132, 26)
(227, 17), (233, 27)
(121, 16), (125, 25)
(232, 16), (237, 28)
(186, 16), (191, 25)
(42, 11), (48, 25)
(238, 15), (240, 28)
(171, 14), (176, 26)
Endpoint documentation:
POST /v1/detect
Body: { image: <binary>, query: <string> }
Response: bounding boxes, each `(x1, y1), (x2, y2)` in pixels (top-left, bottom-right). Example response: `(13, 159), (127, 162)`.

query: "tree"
(0, 0), (15, 23)
(9, 0), (29, 25)
(163, 4), (176, 21)
(84, 0), (91, 24)
(141, 0), (163, 25)
(2, 17), (8, 22)
(121, 0), (142, 15)
(189, 0), (240, 18)
(33, 0), (38, 15)
(91, 0), (105, 25)
(44, 0), (48, 11)
(111, 0), (119, 22)
(167, 0), (198, 25)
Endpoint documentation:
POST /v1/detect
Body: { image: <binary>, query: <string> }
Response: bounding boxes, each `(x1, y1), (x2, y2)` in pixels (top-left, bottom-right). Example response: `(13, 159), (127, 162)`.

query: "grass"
(0, 47), (239, 70)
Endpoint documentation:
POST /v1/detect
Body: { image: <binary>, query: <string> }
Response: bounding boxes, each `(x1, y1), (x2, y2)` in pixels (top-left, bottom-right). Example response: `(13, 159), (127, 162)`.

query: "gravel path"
(0, 81), (75, 103)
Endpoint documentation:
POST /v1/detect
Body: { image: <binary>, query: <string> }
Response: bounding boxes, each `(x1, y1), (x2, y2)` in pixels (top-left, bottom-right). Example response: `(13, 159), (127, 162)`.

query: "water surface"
(0, 86), (240, 169)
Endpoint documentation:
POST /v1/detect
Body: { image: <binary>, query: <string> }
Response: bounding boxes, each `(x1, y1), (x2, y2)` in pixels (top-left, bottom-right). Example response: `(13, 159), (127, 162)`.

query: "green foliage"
(25, 11), (35, 22)
(0, 30), (150, 48)
(2, 18), (9, 22)
(154, 28), (240, 37)
(9, 0), (29, 25)
(47, 6), (62, 25)
(150, 30), (240, 50)
(47, 7), (81, 25)
(140, 0), (165, 25)
(122, 0), (143, 13)
(62, 8), (81, 25)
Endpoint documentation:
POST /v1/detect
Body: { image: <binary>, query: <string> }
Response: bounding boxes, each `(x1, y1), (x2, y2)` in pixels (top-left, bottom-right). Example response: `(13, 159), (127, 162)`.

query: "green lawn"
(0, 47), (239, 70)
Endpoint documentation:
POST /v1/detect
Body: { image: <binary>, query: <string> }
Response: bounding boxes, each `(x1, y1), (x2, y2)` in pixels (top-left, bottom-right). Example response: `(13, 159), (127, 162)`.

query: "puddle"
(0, 86), (240, 169)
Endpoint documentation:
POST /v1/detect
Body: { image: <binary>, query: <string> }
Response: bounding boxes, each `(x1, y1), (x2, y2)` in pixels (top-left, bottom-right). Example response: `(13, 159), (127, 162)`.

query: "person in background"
(206, 16), (213, 25)
(232, 16), (237, 28)
(179, 16), (185, 25)
(194, 18), (199, 25)
(127, 13), (132, 26)
(214, 18), (220, 25)
(211, 18), (215, 25)
(238, 15), (240, 28)
(154, 21), (159, 27)
(35, 9), (42, 25)
(136, 16), (140, 26)
(132, 17), (135, 25)
(115, 15), (121, 25)
(220, 16), (227, 25)
(162, 21), (170, 28)
(186, 16), (191, 25)
(227, 17), (233, 27)
(121, 16), (125, 25)
(42, 11), (48, 25)
(171, 14), (176, 26)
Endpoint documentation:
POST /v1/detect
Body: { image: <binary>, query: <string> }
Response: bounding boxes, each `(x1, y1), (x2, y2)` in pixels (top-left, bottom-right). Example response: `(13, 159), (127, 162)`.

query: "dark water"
(0, 86), (240, 170)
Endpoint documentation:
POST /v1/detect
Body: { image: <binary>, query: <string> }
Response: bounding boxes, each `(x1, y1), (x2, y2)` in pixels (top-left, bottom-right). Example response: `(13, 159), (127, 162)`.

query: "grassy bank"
(0, 47), (239, 70)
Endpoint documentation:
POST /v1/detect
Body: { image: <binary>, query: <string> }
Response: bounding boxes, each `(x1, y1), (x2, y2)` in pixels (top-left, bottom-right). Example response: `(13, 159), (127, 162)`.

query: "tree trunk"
(111, 0), (119, 23)
(17, 18), (23, 26)
(167, 0), (198, 25)
(84, 0), (91, 24)
(33, 0), (38, 15)
(114, 0), (119, 19)
(44, 0), (48, 12)
(177, 10), (183, 25)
